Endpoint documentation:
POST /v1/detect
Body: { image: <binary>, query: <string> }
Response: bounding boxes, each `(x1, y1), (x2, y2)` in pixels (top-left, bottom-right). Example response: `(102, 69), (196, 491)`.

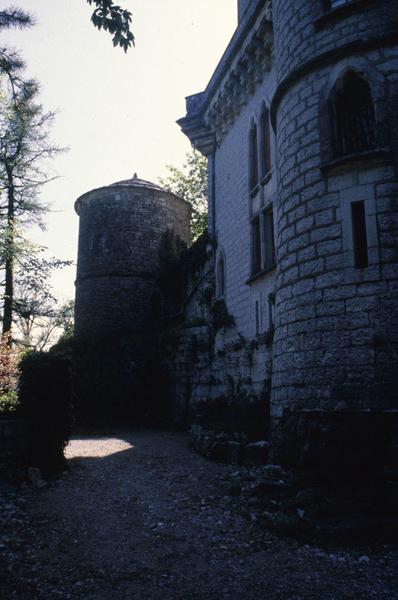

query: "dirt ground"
(1, 429), (397, 599)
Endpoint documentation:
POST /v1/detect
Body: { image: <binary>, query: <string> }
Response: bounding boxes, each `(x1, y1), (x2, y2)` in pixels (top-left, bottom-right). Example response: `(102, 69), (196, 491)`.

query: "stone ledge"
(320, 147), (392, 176)
(246, 264), (276, 286)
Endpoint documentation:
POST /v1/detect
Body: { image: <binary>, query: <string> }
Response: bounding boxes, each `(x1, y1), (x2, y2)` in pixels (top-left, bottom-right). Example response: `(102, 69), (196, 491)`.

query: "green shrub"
(18, 347), (73, 475)
(158, 228), (211, 315)
(0, 390), (20, 415)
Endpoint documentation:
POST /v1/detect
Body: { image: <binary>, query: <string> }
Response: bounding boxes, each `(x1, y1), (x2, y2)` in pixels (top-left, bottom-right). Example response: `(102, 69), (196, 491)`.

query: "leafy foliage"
(0, 389), (19, 414)
(12, 243), (73, 349)
(87, 0), (135, 52)
(0, 10), (72, 344)
(0, 3), (134, 54)
(211, 299), (235, 332)
(0, 8), (31, 31)
(0, 7), (32, 97)
(159, 149), (208, 240)
(158, 229), (188, 314)
(158, 228), (210, 315)
(0, 331), (22, 415)
(0, 78), (62, 222)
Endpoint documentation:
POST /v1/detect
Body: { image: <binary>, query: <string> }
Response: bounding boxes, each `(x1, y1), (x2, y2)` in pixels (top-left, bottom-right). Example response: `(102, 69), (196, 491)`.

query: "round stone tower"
(74, 174), (190, 338)
(271, 0), (398, 419)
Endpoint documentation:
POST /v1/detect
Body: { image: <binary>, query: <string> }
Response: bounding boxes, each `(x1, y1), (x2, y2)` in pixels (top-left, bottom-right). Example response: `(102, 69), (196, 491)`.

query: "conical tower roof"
(110, 172), (164, 192)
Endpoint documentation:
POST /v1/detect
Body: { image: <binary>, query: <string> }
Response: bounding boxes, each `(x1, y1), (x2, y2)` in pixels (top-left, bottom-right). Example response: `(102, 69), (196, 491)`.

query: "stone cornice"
(178, 0), (273, 155)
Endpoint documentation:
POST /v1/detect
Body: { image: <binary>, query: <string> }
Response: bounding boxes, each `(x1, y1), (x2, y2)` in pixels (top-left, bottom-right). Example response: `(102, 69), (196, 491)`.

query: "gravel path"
(1, 429), (397, 599)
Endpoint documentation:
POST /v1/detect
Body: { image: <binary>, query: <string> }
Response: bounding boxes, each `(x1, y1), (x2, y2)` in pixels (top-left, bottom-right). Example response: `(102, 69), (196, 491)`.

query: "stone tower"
(74, 174), (190, 338)
(271, 0), (398, 418)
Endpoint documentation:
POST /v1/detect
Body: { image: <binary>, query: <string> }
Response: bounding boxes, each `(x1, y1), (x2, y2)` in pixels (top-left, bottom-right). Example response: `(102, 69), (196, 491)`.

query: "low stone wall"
(274, 409), (398, 483)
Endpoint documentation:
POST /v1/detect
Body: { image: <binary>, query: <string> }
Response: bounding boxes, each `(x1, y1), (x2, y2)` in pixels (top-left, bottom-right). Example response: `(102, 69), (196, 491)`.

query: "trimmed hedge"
(18, 346), (73, 475)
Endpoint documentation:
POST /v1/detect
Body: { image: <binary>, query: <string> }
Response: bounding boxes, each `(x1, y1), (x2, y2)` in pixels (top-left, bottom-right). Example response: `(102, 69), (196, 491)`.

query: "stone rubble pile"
(218, 463), (398, 544)
(191, 422), (270, 466)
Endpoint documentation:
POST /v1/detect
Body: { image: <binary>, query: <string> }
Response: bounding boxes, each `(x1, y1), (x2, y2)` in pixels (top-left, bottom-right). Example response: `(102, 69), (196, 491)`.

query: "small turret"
(74, 174), (190, 338)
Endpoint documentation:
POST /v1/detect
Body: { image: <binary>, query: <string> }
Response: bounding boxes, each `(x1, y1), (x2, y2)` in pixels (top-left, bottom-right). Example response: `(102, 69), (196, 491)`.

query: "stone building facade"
(74, 0), (398, 471)
(177, 0), (398, 467)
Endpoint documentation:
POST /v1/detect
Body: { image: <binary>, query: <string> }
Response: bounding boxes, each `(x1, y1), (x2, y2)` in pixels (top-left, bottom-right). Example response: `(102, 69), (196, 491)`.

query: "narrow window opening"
(351, 201), (368, 268)
(268, 292), (275, 330)
(260, 106), (271, 177)
(217, 254), (225, 297)
(251, 215), (262, 274)
(263, 207), (276, 270)
(330, 70), (376, 157)
(249, 122), (259, 191)
(255, 300), (260, 335)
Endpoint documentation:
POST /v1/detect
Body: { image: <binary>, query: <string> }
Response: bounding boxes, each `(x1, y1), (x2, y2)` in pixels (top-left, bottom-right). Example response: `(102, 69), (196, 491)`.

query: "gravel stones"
(0, 430), (397, 599)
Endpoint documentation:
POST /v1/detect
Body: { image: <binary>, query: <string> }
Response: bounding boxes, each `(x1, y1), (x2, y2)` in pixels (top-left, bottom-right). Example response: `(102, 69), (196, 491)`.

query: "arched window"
(217, 253), (225, 298)
(249, 120), (258, 191)
(260, 105), (271, 177)
(330, 70), (376, 157)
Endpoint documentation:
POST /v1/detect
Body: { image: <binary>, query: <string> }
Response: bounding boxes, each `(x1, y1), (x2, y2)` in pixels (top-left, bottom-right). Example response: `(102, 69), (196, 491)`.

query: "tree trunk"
(2, 166), (15, 336)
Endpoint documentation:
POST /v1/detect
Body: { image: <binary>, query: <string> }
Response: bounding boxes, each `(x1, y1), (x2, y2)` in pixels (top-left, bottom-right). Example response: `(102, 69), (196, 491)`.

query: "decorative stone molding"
(178, 1), (273, 154)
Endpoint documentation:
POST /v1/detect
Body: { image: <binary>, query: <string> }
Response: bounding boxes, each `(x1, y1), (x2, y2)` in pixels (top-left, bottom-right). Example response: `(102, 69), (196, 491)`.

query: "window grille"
(330, 70), (376, 157)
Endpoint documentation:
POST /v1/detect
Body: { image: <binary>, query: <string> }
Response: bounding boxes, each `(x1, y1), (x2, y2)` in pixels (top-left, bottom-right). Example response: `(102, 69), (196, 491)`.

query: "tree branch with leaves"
(87, 0), (135, 51)
(159, 149), (208, 241)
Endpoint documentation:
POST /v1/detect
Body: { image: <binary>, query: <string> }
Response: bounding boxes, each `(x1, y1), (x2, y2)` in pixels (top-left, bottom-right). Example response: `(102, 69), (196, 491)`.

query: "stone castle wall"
(271, 0), (398, 419)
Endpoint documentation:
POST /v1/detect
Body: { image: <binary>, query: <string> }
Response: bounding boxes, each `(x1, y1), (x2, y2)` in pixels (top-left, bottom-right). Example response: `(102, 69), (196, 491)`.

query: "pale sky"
(2, 0), (237, 301)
